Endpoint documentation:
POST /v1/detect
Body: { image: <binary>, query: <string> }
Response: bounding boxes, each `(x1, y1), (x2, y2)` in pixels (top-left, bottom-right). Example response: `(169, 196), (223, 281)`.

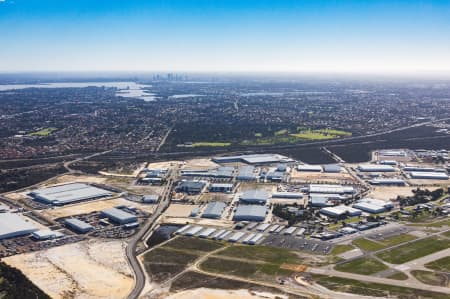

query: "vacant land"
(352, 238), (385, 251)
(334, 257), (388, 275)
(312, 275), (449, 299)
(411, 270), (449, 287)
(0, 262), (50, 299)
(3, 240), (133, 299)
(216, 245), (303, 265)
(425, 256), (450, 272)
(192, 142), (231, 147)
(169, 271), (306, 299)
(142, 247), (200, 283)
(386, 271), (409, 280)
(330, 244), (354, 255)
(378, 234), (417, 247)
(376, 237), (450, 264)
(163, 236), (224, 253)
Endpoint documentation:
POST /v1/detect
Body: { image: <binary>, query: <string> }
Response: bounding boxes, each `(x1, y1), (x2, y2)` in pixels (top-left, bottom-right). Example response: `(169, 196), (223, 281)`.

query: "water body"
(0, 81), (157, 101)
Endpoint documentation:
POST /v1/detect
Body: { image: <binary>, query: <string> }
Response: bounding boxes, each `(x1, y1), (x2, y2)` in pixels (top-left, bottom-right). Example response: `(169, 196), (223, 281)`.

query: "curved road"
(126, 168), (177, 299)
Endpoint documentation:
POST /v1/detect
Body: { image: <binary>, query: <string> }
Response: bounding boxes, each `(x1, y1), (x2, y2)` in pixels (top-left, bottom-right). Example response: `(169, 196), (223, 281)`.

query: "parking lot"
(261, 234), (333, 254)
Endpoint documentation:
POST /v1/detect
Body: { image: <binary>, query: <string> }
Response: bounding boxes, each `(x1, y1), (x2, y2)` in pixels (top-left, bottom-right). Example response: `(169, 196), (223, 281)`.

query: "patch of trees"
(0, 165), (66, 193)
(397, 188), (444, 207)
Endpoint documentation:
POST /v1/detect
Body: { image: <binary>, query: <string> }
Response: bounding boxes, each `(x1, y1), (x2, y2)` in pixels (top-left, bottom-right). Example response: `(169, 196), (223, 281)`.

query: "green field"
(411, 270), (449, 286)
(378, 234), (417, 247)
(386, 271), (409, 280)
(200, 257), (292, 278)
(289, 131), (337, 140)
(162, 236), (224, 252)
(191, 142), (231, 147)
(352, 238), (386, 251)
(216, 245), (303, 265)
(330, 244), (354, 255)
(335, 257), (388, 275)
(425, 256), (450, 272)
(315, 129), (352, 137)
(376, 237), (450, 264)
(312, 275), (449, 299)
(28, 127), (57, 137)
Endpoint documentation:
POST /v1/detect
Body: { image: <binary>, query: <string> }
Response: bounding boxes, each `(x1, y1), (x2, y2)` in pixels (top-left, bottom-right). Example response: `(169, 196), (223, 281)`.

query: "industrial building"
(209, 183), (233, 193)
(265, 171), (284, 182)
(272, 192), (303, 199)
(353, 198), (393, 214)
(369, 178), (406, 186)
(322, 164), (342, 173)
(309, 184), (354, 194)
(403, 166), (442, 172)
(31, 230), (64, 240)
(201, 201), (227, 219)
(100, 208), (138, 224)
(239, 190), (269, 204)
(0, 213), (38, 239)
(409, 172), (449, 180)
(213, 154), (293, 165)
(236, 166), (258, 181)
(378, 150), (407, 157)
(380, 160), (397, 166)
(320, 205), (362, 218)
(64, 218), (93, 233)
(357, 164), (396, 172)
(29, 183), (113, 205)
(233, 205), (267, 222)
(142, 195), (159, 203)
(297, 164), (322, 172)
(176, 180), (206, 194)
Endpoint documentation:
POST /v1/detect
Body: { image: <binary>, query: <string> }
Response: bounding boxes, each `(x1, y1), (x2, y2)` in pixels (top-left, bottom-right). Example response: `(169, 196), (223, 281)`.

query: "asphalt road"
(125, 167), (177, 299)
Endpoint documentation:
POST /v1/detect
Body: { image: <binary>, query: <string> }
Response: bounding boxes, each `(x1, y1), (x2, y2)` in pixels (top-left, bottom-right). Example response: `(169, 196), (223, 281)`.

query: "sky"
(1, 0), (450, 74)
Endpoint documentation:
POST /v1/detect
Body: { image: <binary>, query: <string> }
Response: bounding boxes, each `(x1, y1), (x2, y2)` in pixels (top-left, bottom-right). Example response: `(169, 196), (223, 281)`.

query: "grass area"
(191, 142), (231, 147)
(315, 129), (352, 137)
(162, 236), (224, 252)
(327, 217), (361, 231)
(352, 238), (385, 251)
(142, 247), (200, 283)
(376, 237), (450, 264)
(425, 256), (450, 272)
(386, 271), (409, 280)
(378, 234), (417, 247)
(254, 132), (262, 137)
(200, 257), (293, 278)
(335, 257), (388, 275)
(216, 245), (303, 265)
(289, 131), (337, 140)
(27, 127), (57, 137)
(312, 274), (449, 299)
(330, 244), (354, 255)
(443, 231), (450, 238)
(411, 270), (449, 286)
(170, 271), (306, 299)
(275, 129), (288, 136)
(407, 218), (450, 227)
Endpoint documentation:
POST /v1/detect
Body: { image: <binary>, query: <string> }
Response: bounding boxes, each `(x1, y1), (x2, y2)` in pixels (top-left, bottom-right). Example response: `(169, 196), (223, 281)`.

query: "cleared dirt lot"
(182, 158), (219, 170)
(3, 239), (133, 299)
(368, 186), (417, 201)
(164, 203), (199, 218)
(165, 288), (289, 299)
(42, 197), (155, 219)
(290, 170), (356, 184)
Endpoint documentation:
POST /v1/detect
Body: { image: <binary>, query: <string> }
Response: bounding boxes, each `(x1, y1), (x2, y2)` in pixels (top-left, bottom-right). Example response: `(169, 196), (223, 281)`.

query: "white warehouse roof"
(0, 213), (38, 239)
(358, 164), (396, 172)
(410, 172), (449, 180)
(29, 183), (112, 205)
(297, 164), (323, 172)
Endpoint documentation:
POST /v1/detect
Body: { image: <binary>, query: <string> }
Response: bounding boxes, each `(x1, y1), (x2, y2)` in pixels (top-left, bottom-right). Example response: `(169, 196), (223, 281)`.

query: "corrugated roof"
(202, 202), (226, 218)
(0, 213), (38, 238)
(233, 205), (267, 218)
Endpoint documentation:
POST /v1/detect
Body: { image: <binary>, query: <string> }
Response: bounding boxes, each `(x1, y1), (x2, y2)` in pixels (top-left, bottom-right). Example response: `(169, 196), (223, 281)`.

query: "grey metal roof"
(0, 213), (38, 239)
(29, 183), (112, 205)
(101, 208), (137, 221)
(177, 181), (206, 189)
(233, 205), (267, 219)
(201, 201), (227, 218)
(240, 190), (269, 202)
(64, 218), (93, 230)
(322, 164), (342, 172)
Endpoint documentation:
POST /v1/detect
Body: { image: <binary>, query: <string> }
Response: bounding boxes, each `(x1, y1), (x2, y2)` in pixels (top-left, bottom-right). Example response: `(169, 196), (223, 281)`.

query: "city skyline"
(1, 0), (450, 73)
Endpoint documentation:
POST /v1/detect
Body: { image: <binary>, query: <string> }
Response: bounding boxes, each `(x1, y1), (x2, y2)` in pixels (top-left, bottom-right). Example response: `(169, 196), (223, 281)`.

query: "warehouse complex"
(28, 183), (113, 205)
(201, 201), (227, 219)
(0, 213), (38, 240)
(100, 208), (138, 224)
(213, 154), (293, 165)
(233, 205), (267, 221)
(239, 190), (269, 204)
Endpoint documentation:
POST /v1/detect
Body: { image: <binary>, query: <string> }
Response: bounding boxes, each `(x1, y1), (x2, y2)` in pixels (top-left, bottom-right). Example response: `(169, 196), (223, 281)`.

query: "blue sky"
(1, 0), (450, 73)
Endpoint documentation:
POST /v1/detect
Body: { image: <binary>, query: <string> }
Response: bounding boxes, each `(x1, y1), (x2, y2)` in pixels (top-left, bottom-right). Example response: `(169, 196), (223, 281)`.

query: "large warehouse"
(308, 184), (354, 194)
(353, 198), (394, 214)
(233, 205), (267, 222)
(357, 164), (396, 172)
(213, 154), (293, 165)
(319, 205), (362, 218)
(0, 213), (38, 240)
(100, 208), (138, 224)
(29, 183), (113, 205)
(201, 201), (227, 219)
(409, 172), (449, 180)
(64, 218), (93, 233)
(239, 190), (269, 204)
